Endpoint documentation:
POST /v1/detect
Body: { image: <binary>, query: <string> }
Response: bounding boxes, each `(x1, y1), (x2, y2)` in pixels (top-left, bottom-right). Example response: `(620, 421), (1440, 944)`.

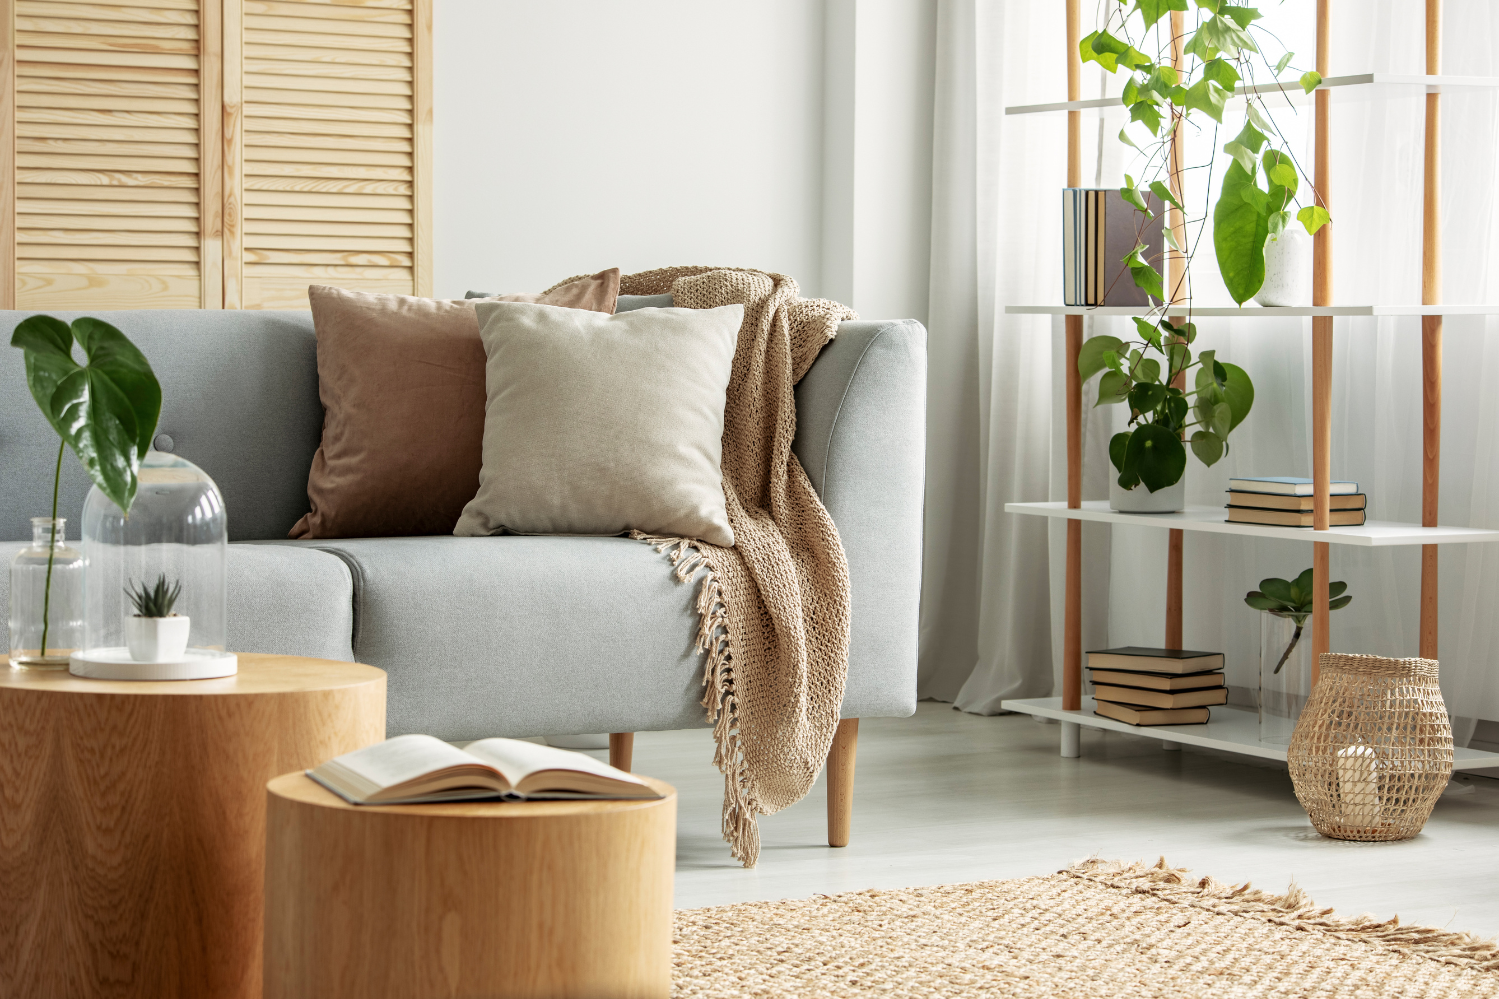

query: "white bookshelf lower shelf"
(1005, 501), (1499, 547)
(1005, 304), (1499, 317)
(1000, 697), (1499, 771)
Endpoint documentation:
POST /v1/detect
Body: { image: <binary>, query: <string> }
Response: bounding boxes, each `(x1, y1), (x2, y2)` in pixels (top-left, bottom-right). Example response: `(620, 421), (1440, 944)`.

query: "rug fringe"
(632, 531), (761, 867)
(1065, 857), (1499, 972)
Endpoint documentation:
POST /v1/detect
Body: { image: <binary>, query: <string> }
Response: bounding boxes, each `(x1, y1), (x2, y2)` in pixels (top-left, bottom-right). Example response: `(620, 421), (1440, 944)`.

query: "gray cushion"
(615, 293), (674, 311)
(0, 310), (321, 542)
(1, 541), (355, 663)
(270, 535), (707, 741)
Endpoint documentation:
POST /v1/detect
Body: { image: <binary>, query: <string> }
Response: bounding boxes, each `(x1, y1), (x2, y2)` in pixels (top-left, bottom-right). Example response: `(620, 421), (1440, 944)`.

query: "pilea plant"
(1080, 318), (1253, 491)
(1081, 0), (1332, 306)
(1244, 568), (1352, 673)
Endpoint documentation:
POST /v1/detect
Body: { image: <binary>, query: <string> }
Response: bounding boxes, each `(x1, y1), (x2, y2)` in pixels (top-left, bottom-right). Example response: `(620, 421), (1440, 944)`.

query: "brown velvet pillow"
(290, 270), (619, 539)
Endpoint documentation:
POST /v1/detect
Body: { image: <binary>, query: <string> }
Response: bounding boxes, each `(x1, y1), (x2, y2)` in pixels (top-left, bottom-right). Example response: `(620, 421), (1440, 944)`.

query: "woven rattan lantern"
(1287, 653), (1453, 841)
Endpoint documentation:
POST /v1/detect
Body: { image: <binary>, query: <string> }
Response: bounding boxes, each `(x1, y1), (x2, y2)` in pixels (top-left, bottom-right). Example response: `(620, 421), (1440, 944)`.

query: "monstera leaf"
(11, 315), (161, 513)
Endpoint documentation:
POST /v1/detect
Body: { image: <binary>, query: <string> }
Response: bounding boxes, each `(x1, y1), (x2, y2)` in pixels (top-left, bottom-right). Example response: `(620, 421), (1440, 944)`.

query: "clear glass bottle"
(1259, 610), (1313, 745)
(8, 517), (85, 670)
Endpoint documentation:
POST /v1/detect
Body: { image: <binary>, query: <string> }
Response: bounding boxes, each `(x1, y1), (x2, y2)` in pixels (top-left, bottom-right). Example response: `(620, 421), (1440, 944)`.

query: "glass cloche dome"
(69, 450), (237, 680)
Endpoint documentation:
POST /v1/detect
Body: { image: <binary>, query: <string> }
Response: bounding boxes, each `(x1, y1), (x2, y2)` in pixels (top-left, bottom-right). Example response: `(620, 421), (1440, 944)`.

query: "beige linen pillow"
(454, 301), (743, 546)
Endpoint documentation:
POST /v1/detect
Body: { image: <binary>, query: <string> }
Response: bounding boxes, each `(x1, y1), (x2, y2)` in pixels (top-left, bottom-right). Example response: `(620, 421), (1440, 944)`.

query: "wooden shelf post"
(1164, 7), (1187, 651)
(1062, 0), (1083, 736)
(1421, 0), (1442, 660)
(1311, 0), (1334, 684)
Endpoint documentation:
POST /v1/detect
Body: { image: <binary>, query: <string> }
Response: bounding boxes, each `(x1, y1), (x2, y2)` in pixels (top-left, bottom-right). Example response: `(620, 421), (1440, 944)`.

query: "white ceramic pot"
(125, 615), (191, 663)
(1109, 476), (1185, 513)
(1255, 227), (1311, 307)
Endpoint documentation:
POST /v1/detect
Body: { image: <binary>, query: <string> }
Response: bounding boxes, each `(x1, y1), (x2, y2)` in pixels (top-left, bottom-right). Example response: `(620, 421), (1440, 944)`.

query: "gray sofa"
(1, 307), (926, 835)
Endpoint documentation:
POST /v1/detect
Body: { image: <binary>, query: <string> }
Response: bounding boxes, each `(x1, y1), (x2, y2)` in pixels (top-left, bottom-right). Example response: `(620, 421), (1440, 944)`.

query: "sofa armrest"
(793, 319), (927, 718)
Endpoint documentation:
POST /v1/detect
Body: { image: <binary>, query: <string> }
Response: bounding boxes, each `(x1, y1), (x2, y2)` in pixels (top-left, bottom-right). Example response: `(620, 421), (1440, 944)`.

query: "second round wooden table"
(264, 771), (677, 999)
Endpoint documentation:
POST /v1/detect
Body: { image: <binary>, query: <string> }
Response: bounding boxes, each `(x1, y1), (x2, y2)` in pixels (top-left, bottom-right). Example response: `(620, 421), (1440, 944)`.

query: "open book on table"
(308, 733), (663, 805)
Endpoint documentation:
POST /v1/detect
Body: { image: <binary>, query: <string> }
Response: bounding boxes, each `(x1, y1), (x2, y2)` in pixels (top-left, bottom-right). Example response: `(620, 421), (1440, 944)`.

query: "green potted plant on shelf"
(1080, 318), (1253, 511)
(1245, 567), (1352, 744)
(8, 316), (161, 670)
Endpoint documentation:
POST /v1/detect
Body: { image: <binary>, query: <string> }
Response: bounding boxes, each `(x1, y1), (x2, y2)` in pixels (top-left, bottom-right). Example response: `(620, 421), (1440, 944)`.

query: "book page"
(464, 737), (647, 789)
(329, 733), (489, 791)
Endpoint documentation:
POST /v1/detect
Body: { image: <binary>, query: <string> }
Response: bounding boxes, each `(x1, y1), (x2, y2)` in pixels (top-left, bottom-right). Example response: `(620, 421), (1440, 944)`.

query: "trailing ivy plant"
(1081, 317), (1253, 491)
(1080, 0), (1332, 307)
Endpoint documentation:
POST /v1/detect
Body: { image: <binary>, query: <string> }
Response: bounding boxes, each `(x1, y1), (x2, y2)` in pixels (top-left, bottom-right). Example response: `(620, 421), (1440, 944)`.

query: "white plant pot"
(1255, 227), (1311, 307)
(125, 615), (191, 663)
(1109, 476), (1185, 513)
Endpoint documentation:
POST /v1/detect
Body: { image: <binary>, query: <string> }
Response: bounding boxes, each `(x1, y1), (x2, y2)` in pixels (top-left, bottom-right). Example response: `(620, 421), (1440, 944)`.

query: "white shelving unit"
(1005, 501), (1499, 547)
(1016, 3), (1499, 778)
(1000, 698), (1499, 771)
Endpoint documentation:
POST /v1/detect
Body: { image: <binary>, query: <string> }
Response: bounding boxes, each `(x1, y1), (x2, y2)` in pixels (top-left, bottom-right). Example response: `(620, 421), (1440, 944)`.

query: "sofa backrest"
(0, 310), (322, 542)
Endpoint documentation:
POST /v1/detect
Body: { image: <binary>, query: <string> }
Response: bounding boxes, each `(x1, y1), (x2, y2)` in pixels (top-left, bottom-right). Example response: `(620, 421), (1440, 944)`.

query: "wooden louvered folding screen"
(0, 0), (430, 310)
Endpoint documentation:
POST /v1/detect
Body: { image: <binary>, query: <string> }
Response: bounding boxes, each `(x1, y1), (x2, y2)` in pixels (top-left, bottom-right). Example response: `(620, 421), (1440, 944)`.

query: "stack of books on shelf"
(1226, 476), (1367, 527)
(1061, 188), (1161, 306)
(1088, 647), (1226, 726)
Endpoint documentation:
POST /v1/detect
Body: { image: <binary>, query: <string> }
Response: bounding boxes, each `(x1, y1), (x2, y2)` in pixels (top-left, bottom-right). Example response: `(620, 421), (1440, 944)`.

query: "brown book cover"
(1087, 668), (1224, 691)
(1086, 647), (1224, 675)
(1101, 188), (1162, 306)
(1226, 491), (1366, 512)
(1094, 700), (1211, 726)
(1093, 684), (1229, 709)
(1067, 188), (1163, 306)
(1226, 507), (1367, 528)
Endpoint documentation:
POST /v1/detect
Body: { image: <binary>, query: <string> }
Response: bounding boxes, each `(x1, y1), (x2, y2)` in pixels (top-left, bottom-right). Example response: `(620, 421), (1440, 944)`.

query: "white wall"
(433, 0), (935, 322)
(434, 1), (827, 300)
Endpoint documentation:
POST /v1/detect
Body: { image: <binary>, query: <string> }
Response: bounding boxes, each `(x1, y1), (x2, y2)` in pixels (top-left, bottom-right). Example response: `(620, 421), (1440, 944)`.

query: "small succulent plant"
(1244, 568), (1351, 674)
(126, 574), (182, 618)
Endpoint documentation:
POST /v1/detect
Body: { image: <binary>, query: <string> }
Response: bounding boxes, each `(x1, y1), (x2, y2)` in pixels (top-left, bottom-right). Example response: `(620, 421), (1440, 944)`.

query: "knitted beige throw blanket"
(548, 266), (855, 866)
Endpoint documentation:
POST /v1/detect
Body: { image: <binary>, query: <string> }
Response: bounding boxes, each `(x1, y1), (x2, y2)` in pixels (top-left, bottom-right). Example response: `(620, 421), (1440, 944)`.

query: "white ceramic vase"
(1255, 227), (1311, 307)
(1108, 476), (1185, 513)
(125, 615), (191, 663)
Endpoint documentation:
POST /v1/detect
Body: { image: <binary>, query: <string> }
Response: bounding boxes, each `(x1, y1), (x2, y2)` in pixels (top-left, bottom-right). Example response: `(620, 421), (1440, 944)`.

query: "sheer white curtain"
(921, 0), (1499, 740)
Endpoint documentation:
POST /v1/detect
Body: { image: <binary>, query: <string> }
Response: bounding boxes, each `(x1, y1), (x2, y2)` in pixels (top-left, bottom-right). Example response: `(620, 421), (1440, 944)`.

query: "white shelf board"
(1005, 500), (1499, 547)
(1006, 74), (1499, 115)
(1005, 304), (1499, 317)
(1001, 697), (1499, 771)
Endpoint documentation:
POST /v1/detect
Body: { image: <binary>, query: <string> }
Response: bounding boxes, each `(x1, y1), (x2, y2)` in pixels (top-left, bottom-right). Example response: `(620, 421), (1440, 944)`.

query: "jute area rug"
(673, 859), (1499, 998)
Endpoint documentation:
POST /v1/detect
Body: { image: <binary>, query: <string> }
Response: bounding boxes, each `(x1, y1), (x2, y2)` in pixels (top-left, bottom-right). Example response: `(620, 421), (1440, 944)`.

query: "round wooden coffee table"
(0, 654), (385, 999)
(264, 771), (677, 999)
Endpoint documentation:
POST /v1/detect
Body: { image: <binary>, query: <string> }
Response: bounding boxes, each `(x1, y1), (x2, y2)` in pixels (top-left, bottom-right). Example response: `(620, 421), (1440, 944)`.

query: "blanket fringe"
(1066, 857), (1499, 972)
(631, 531), (762, 866)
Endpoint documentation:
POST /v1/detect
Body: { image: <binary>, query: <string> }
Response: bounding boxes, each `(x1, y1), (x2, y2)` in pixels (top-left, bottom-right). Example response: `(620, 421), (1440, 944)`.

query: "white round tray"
(69, 648), (239, 681)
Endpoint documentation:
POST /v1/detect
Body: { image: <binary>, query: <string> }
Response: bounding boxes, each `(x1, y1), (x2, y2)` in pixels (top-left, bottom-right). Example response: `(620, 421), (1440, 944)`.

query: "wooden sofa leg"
(827, 718), (859, 848)
(609, 733), (634, 772)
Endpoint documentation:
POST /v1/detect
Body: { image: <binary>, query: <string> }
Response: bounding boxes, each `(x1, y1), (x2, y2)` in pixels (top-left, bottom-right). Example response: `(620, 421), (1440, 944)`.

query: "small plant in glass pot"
(1245, 567), (1352, 744)
(124, 574), (189, 663)
(1079, 319), (1254, 512)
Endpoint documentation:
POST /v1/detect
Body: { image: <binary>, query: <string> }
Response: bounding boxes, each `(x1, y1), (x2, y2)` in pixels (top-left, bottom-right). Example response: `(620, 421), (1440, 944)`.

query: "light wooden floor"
(630, 702), (1499, 937)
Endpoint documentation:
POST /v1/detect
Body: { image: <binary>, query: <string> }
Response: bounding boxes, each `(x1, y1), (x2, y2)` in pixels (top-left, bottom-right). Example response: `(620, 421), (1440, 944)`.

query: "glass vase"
(1260, 610), (1313, 745)
(8, 517), (85, 670)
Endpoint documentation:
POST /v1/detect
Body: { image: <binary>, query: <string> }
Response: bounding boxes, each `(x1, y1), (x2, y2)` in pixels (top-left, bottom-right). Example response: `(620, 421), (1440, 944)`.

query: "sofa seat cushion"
(283, 535), (707, 741)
